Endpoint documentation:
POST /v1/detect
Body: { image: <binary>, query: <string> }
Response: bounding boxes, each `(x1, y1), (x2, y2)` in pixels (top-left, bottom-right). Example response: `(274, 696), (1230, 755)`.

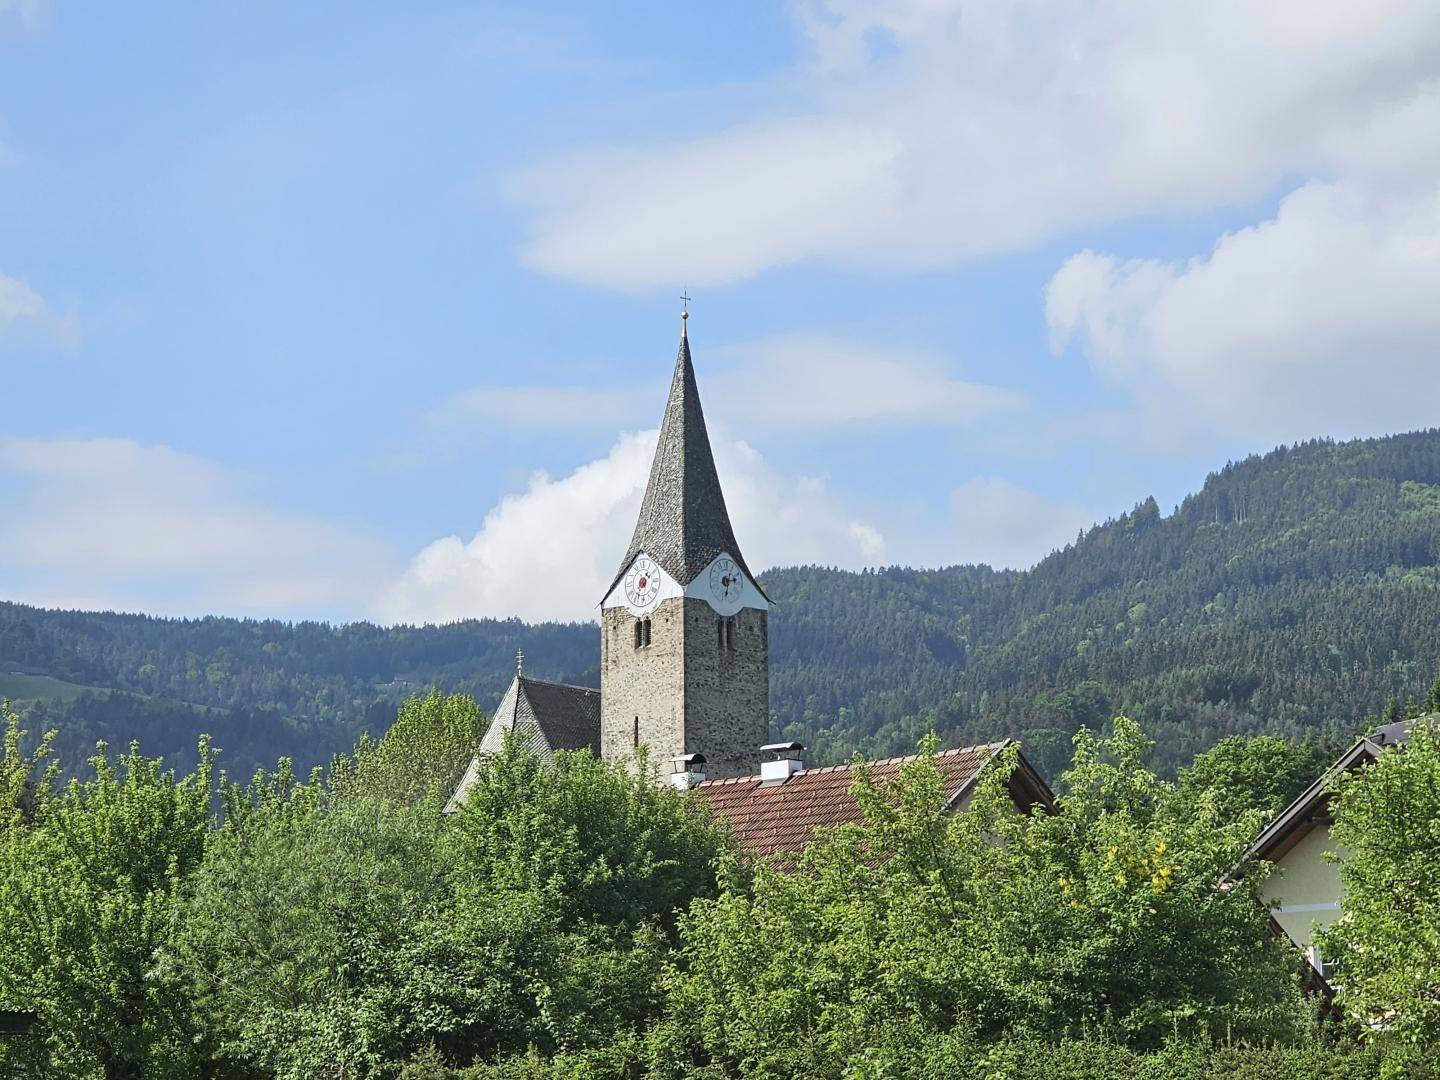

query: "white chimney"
(759, 741), (806, 785)
(669, 752), (707, 791)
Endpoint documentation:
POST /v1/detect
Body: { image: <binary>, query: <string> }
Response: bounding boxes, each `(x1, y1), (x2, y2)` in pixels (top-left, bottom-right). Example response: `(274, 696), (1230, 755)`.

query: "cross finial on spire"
(680, 290), (691, 338)
(515, 648), (524, 677)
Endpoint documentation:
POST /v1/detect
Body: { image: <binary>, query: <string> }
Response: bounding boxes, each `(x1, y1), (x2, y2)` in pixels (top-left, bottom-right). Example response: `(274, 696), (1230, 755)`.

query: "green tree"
(441, 742), (731, 1057)
(176, 740), (729, 1075)
(1177, 734), (1332, 819)
(0, 720), (214, 1078)
(1318, 717), (1440, 1053)
(174, 761), (458, 1078)
(652, 721), (1299, 1077)
(337, 690), (487, 806)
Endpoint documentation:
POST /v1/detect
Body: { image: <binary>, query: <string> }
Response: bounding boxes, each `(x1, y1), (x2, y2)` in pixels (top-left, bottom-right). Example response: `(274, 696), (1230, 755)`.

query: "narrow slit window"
(633, 716), (640, 748)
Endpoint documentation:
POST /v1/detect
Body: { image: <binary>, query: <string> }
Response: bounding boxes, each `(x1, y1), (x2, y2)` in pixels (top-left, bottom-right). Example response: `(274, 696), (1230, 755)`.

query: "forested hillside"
(769, 430), (1440, 771)
(0, 614), (595, 779)
(4, 429), (1440, 776)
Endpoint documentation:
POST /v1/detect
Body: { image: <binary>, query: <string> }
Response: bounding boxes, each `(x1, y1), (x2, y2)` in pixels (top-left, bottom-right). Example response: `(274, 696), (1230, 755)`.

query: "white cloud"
(376, 429), (886, 624)
(1046, 171), (1440, 444)
(949, 477), (1093, 570)
(0, 0), (39, 27)
(0, 273), (78, 347)
(512, 0), (1440, 289)
(711, 336), (1023, 429)
(0, 438), (393, 618)
(420, 334), (1019, 443)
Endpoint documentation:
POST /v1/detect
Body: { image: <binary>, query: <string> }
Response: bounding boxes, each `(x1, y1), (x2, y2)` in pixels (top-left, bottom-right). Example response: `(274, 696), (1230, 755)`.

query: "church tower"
(599, 315), (770, 780)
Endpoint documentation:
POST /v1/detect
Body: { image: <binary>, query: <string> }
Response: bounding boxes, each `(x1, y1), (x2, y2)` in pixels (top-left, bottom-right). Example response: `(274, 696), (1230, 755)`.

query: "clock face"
(709, 558), (744, 604)
(624, 556), (661, 608)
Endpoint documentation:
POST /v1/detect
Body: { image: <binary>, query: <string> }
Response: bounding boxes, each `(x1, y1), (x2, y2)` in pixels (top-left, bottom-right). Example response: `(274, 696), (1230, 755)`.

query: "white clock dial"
(709, 557), (744, 604)
(624, 556), (661, 608)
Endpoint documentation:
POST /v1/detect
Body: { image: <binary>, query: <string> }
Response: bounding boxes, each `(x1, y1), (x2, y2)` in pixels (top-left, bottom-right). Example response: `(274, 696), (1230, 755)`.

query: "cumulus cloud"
(949, 477), (1093, 570)
(376, 429), (886, 624)
(0, 438), (393, 618)
(0, 273), (79, 347)
(1046, 171), (1440, 444)
(513, 0), (1440, 289)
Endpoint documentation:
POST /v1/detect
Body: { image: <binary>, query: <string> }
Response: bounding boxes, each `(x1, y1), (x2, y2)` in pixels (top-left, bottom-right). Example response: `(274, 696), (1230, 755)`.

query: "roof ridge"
(699, 740), (1007, 786)
(695, 774), (752, 788)
(518, 675), (600, 694)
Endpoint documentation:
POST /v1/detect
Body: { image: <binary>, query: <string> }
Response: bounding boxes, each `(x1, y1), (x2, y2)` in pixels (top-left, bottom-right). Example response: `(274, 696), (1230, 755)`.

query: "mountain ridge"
(5, 428), (1440, 777)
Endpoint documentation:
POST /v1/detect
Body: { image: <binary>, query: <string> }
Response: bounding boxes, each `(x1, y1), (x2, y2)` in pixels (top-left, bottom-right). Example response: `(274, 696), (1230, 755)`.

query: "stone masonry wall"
(681, 599), (768, 779)
(600, 597), (686, 773)
(600, 597), (769, 781)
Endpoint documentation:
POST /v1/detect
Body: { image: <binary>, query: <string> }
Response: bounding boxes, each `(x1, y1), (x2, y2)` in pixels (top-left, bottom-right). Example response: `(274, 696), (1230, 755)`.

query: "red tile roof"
(693, 741), (1050, 859)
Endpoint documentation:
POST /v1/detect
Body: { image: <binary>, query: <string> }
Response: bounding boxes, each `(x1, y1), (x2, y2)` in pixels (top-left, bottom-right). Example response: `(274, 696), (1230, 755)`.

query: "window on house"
(634, 618), (653, 648)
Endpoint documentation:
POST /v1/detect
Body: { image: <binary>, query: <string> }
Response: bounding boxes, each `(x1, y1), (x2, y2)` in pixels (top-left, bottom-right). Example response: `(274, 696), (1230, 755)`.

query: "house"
(1234, 718), (1415, 983)
(686, 740), (1055, 859)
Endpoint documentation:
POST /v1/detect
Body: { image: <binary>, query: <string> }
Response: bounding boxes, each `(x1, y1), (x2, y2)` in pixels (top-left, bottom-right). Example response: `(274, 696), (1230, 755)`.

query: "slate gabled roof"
(605, 326), (768, 602)
(444, 674), (601, 812)
(692, 741), (1055, 859)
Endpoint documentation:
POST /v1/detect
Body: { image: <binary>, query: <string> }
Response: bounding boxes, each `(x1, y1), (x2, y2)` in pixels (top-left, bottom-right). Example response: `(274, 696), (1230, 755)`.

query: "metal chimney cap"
(671, 752), (707, 769)
(760, 741), (806, 758)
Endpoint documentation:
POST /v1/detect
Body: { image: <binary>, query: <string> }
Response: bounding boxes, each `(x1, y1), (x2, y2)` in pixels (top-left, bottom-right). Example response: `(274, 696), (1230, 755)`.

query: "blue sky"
(2, 1), (1438, 622)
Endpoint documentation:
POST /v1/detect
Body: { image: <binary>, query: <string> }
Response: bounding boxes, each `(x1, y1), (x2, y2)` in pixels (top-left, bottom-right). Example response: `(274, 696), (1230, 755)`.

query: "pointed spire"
(604, 320), (765, 601)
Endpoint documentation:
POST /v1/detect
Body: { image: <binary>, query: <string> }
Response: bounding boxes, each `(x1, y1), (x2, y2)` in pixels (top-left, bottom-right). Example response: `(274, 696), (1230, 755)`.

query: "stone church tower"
(599, 316), (770, 780)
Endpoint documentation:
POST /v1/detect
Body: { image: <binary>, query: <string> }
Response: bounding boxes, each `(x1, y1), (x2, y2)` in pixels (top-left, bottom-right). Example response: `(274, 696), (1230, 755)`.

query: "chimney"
(669, 752), (707, 791)
(759, 741), (806, 785)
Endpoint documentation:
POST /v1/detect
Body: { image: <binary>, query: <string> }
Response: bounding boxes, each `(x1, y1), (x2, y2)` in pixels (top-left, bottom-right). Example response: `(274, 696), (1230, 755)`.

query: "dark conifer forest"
(4, 429), (1440, 776)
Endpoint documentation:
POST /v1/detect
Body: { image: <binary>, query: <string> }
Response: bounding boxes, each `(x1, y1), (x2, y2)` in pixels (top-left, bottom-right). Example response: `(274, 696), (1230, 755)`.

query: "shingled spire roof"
(605, 321), (767, 601)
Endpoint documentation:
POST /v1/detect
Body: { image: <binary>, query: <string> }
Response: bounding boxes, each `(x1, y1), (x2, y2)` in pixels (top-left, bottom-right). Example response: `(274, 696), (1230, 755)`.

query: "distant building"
(1232, 718), (1416, 985)
(444, 671), (599, 812)
(689, 740), (1054, 859)
(445, 316), (1055, 847)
